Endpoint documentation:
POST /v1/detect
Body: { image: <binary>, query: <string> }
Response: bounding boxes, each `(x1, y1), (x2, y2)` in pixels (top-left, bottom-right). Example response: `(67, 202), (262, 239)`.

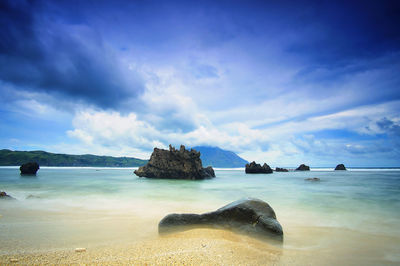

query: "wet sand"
(1, 227), (400, 265)
(1, 202), (400, 265)
(0, 229), (283, 265)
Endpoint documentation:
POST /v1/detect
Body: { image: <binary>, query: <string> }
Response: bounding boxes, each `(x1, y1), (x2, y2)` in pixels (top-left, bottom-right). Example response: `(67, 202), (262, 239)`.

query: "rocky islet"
(20, 162), (40, 175)
(245, 161), (273, 174)
(134, 145), (215, 180)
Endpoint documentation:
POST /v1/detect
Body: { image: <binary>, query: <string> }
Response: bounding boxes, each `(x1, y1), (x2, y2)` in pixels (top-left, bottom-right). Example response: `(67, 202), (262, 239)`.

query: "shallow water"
(1, 167), (400, 264)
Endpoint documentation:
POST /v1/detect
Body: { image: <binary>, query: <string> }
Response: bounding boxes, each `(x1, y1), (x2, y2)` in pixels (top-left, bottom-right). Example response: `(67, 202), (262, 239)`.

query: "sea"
(1, 167), (400, 264)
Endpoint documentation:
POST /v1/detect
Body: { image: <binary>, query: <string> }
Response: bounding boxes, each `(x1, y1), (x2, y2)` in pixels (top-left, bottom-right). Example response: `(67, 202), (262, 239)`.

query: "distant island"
(192, 146), (248, 168)
(0, 149), (147, 167)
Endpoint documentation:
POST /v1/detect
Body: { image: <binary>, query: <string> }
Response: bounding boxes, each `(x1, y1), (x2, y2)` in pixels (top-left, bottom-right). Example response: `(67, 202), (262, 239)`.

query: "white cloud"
(67, 110), (162, 154)
(65, 99), (400, 166)
(9, 48), (396, 166)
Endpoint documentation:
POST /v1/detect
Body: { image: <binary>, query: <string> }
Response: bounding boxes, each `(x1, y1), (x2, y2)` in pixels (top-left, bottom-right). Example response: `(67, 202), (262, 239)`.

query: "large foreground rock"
(245, 161), (273, 174)
(334, 164), (347, 170)
(159, 198), (283, 241)
(134, 145), (215, 180)
(296, 164), (310, 171)
(20, 162), (40, 175)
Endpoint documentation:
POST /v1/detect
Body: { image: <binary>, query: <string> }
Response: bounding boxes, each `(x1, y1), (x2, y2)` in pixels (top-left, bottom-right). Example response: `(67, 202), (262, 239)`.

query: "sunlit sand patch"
(0, 227), (347, 265)
(0, 229), (283, 265)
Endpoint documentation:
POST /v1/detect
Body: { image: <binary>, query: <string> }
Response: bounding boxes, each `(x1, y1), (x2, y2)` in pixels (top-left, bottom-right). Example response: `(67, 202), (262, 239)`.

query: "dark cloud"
(0, 0), (144, 110)
(283, 0), (400, 66)
(377, 117), (400, 136)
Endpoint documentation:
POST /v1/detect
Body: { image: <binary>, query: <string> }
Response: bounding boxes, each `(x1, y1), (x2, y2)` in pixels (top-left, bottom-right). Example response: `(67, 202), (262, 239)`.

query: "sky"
(1, 0), (400, 167)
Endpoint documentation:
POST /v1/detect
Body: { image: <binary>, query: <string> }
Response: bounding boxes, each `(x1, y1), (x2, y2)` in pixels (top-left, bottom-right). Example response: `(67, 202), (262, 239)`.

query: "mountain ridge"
(0, 146), (248, 168)
(192, 146), (248, 168)
(0, 149), (147, 167)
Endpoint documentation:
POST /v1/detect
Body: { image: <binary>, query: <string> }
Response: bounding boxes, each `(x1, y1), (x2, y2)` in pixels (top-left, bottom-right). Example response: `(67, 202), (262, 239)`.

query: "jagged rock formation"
(245, 161), (273, 174)
(159, 198), (283, 241)
(0, 191), (15, 200)
(305, 177), (320, 181)
(134, 145), (215, 180)
(20, 162), (40, 175)
(335, 164), (347, 170)
(275, 167), (288, 172)
(296, 164), (310, 171)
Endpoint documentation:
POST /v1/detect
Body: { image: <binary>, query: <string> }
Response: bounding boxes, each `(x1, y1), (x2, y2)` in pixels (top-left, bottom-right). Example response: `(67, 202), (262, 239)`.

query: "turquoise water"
(1, 167), (400, 262)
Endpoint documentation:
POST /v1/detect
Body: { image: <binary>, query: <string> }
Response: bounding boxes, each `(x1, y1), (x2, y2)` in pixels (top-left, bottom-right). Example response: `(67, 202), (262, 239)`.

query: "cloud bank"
(0, 0), (144, 110)
(1, 0), (400, 166)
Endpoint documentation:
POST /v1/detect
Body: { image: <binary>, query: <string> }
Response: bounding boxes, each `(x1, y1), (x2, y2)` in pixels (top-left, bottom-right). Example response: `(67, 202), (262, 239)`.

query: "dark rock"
(159, 198), (283, 241)
(296, 164), (310, 171)
(20, 162), (40, 175)
(201, 166), (215, 177)
(245, 161), (273, 174)
(334, 164), (347, 170)
(134, 145), (215, 180)
(305, 177), (320, 181)
(275, 167), (289, 172)
(0, 191), (15, 200)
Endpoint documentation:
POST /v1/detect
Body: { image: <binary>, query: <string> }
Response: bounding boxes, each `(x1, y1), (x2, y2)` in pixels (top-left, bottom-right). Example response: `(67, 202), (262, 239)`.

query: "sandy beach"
(1, 226), (399, 265)
(0, 229), (282, 265)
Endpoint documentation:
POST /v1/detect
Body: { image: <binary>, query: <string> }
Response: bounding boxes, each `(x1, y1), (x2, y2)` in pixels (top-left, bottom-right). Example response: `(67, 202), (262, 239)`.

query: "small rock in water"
(9, 258), (18, 263)
(334, 164), (347, 170)
(26, 194), (41, 199)
(75, 248), (86, 252)
(20, 162), (40, 175)
(305, 177), (320, 181)
(245, 161), (273, 174)
(296, 164), (310, 171)
(0, 191), (16, 200)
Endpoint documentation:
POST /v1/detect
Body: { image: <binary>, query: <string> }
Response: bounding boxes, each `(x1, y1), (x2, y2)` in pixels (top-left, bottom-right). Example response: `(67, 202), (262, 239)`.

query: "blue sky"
(1, 0), (400, 166)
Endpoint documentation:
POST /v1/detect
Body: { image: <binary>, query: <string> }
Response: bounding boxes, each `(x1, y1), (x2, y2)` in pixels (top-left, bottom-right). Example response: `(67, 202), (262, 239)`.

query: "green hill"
(0, 149), (147, 167)
(192, 146), (248, 168)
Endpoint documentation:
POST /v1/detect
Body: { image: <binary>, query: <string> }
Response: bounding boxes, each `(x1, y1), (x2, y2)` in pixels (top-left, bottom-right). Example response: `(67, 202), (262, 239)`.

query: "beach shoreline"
(1, 226), (399, 265)
(0, 229), (283, 265)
